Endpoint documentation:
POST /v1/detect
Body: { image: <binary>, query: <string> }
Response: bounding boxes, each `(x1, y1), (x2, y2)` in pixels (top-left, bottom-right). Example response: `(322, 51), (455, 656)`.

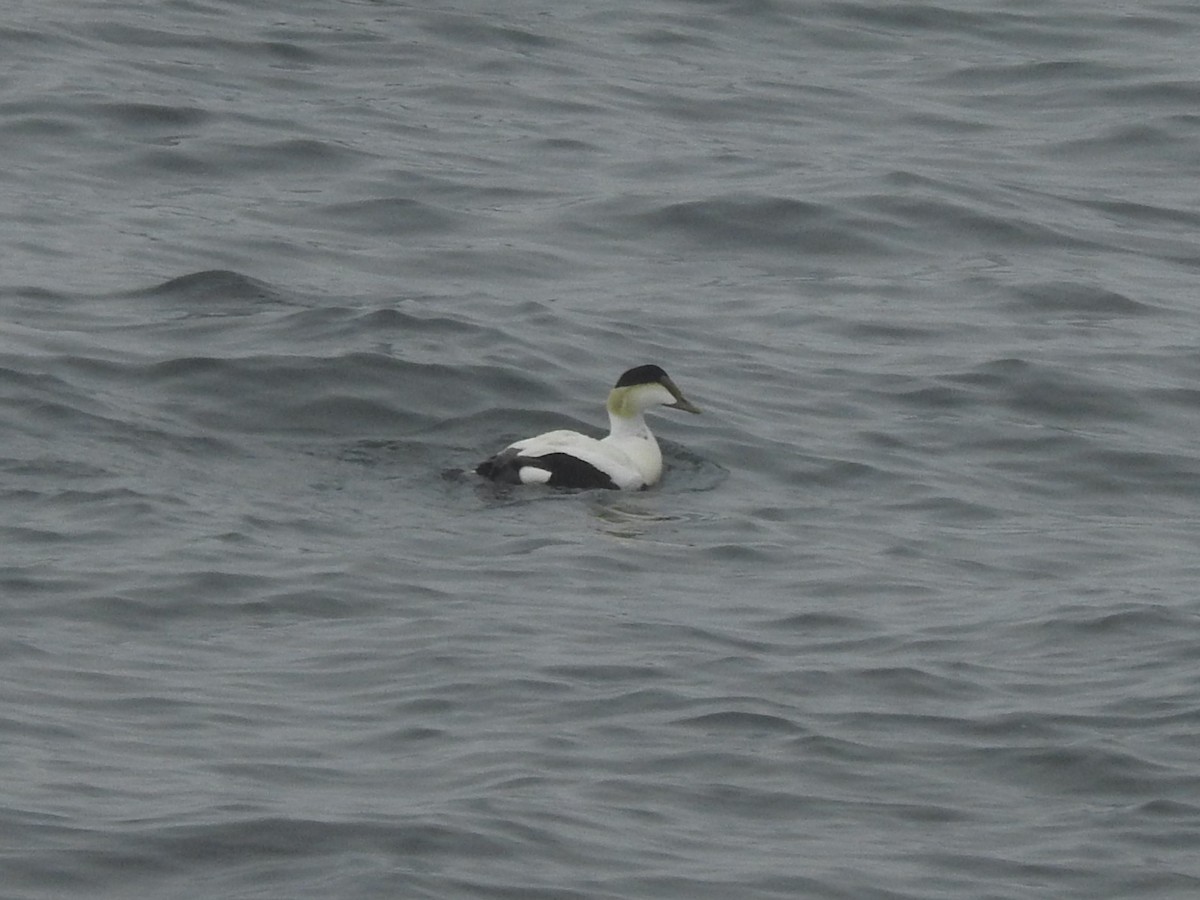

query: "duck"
(475, 364), (701, 490)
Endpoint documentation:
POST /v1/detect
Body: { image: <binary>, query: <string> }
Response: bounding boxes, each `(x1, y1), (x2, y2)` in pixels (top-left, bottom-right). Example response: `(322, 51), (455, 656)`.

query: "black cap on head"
(614, 364), (669, 388)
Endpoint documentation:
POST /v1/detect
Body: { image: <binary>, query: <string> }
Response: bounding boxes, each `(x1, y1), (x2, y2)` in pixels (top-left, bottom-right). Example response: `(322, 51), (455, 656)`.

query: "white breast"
(599, 431), (662, 488)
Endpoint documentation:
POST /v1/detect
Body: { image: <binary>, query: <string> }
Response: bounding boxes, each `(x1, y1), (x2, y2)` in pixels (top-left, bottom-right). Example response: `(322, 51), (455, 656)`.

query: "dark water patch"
(794, 732), (896, 766)
(0, 635), (52, 661)
(552, 688), (693, 722)
(229, 589), (386, 622)
(540, 663), (667, 684)
(338, 437), (448, 467)
(97, 101), (209, 130)
(604, 80), (823, 129)
(33, 484), (171, 518)
(407, 245), (584, 282)
(1086, 79), (1200, 108)
(1, 453), (114, 480)
(561, 194), (893, 257)
(631, 195), (894, 256)
(656, 442), (727, 492)
(909, 852), (1094, 898)
(1066, 447), (1200, 498)
(207, 760), (359, 787)
(8, 396), (153, 446)
(56, 353), (497, 435)
(361, 721), (456, 753)
(1045, 123), (1196, 163)
(944, 357), (1031, 390)
(887, 382), (975, 412)
(316, 197), (468, 236)
(1016, 603), (1198, 642)
(835, 319), (944, 342)
(0, 23), (91, 51)
(74, 577), (396, 630)
(1008, 281), (1156, 317)
(947, 358), (1142, 424)
(0, 113), (86, 145)
(1133, 798), (1200, 818)
(702, 541), (789, 565)
(2, 359), (250, 462)
(1146, 386), (1200, 412)
(625, 26), (721, 51)
(418, 15), (563, 52)
(985, 743), (1184, 799)
(1072, 195), (1200, 231)
(764, 611), (877, 635)
(0, 284), (75, 304)
(119, 138), (363, 181)
(257, 39), (323, 66)
(125, 145), (218, 177)
(83, 22), (328, 67)
(685, 783), (822, 825)
(218, 137), (363, 173)
(0, 365), (81, 401)
(293, 394), (431, 434)
(936, 59), (1133, 91)
(124, 270), (286, 305)
(0, 567), (95, 603)
(526, 136), (602, 157)
(827, 2), (1012, 35)
(901, 108), (998, 136)
(793, 457), (893, 488)
(445, 882), (602, 900)
(864, 192), (1103, 253)
(326, 307), (514, 364)
(616, 621), (778, 656)
(134, 816), (515, 866)
(674, 709), (803, 735)
(888, 494), (1003, 525)
(856, 665), (985, 702)
(1, 706), (81, 747)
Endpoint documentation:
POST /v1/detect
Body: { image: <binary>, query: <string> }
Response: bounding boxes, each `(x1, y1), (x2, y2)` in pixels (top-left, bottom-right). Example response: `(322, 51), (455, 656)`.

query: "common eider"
(475, 364), (701, 490)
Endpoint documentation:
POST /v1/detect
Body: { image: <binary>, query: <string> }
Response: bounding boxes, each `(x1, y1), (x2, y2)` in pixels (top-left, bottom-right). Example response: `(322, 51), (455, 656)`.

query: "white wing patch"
(517, 466), (553, 485)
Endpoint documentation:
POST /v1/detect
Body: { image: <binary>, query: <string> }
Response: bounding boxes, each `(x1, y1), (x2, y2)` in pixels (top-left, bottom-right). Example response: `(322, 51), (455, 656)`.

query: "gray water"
(3, 1), (1200, 898)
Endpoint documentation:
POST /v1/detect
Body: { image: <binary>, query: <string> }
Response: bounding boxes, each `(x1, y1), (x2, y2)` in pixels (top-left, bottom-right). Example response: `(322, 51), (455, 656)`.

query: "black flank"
(535, 452), (621, 489)
(476, 449), (620, 490)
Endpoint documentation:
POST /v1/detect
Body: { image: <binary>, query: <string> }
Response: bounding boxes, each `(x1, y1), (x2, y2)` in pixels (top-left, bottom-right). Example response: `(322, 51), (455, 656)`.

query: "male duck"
(475, 364), (701, 490)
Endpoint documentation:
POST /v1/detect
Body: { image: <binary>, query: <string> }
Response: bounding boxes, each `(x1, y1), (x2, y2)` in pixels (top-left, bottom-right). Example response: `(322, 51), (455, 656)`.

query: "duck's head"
(607, 364), (702, 418)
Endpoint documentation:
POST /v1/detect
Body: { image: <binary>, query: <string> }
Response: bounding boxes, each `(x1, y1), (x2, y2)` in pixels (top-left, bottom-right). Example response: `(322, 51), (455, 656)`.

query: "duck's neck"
(603, 394), (664, 485)
(606, 408), (654, 441)
(605, 387), (653, 440)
